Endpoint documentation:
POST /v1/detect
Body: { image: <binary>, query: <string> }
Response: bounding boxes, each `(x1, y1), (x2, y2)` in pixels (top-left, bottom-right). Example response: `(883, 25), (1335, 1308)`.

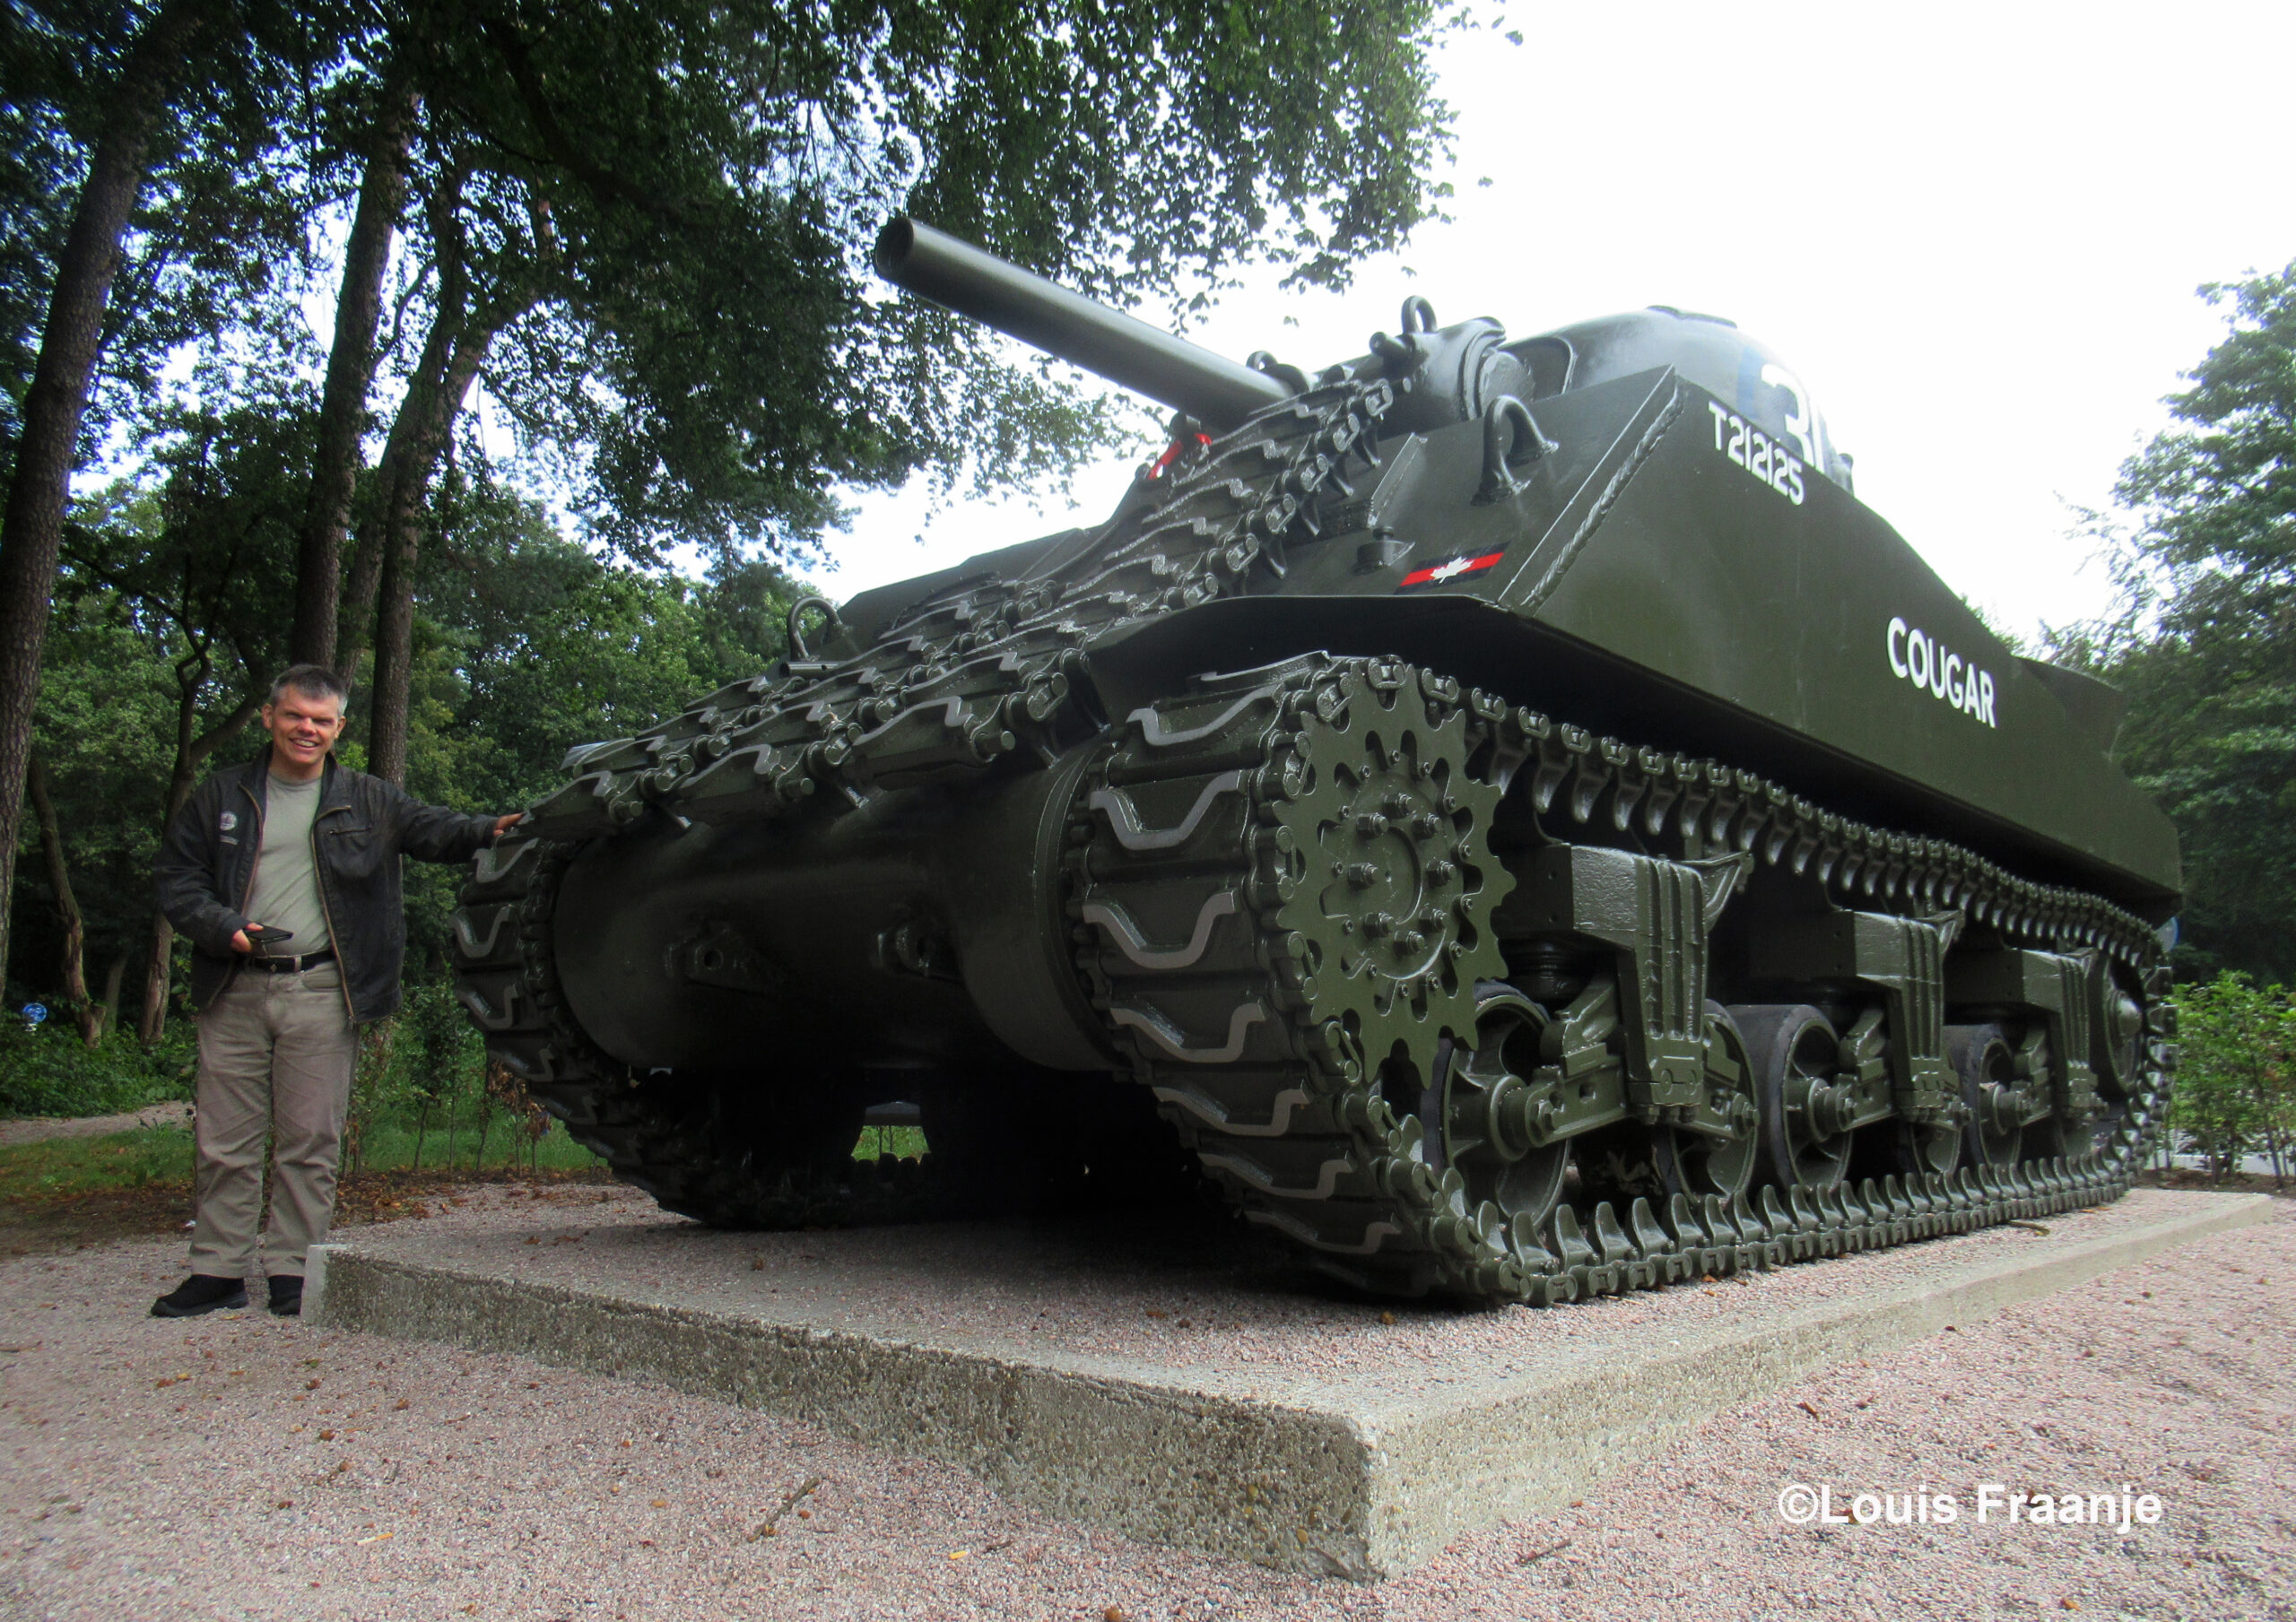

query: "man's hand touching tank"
(491, 812), (524, 840)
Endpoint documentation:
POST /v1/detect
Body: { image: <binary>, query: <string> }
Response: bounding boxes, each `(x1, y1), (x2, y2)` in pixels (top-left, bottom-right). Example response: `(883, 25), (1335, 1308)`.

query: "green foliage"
(0, 6), (80, 475)
(0, 1019), (196, 1118)
(6, 398), (307, 1012)
(9, 450), (803, 1018)
(397, 473), (795, 819)
(2113, 267), (2296, 590)
(855, 1123), (927, 1162)
(15, 599), (179, 999)
(317, 0), (1463, 563)
(0, 0), (337, 463)
(2061, 263), (2296, 982)
(3, 0), (1465, 1045)
(341, 982), (583, 1178)
(2165, 972), (2294, 1182)
(401, 977), (472, 1079)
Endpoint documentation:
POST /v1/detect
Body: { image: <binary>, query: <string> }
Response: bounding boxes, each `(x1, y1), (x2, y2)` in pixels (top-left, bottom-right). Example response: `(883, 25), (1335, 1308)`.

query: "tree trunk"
(362, 460), (422, 785)
(0, 0), (222, 1000)
(26, 750), (100, 1047)
(97, 951), (126, 1041)
(367, 325), (493, 785)
(335, 168), (472, 690)
(335, 470), (390, 690)
(332, 358), (447, 707)
(135, 913), (176, 1045)
(137, 653), (260, 1042)
(290, 81), (417, 668)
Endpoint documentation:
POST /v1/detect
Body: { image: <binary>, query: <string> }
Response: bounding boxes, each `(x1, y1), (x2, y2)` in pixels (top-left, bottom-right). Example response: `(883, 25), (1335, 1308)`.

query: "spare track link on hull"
(1069, 654), (2173, 1304)
(520, 372), (1399, 841)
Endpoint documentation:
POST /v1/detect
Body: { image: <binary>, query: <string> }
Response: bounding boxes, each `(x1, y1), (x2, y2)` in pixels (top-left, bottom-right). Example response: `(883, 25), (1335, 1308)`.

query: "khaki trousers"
(187, 960), (357, 1278)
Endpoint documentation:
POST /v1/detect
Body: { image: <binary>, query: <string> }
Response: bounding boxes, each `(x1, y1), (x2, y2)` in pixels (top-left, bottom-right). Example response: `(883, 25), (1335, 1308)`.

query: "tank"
(451, 217), (2179, 1303)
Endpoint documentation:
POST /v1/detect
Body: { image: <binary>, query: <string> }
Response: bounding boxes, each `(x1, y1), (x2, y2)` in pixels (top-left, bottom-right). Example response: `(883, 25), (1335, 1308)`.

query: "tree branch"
(481, 19), (691, 227)
(187, 692), (263, 767)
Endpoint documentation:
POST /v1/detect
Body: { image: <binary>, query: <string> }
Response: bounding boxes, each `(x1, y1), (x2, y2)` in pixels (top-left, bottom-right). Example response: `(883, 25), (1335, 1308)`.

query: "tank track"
(454, 834), (1181, 1227)
(454, 839), (952, 1227)
(1070, 653), (2173, 1303)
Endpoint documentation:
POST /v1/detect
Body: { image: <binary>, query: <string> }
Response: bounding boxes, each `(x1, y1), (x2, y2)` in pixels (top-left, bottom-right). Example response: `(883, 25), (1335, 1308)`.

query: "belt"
(248, 948), (335, 975)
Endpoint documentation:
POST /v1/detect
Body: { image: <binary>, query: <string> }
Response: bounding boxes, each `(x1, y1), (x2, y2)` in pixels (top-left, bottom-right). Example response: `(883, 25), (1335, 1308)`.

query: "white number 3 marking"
(1760, 362), (1820, 467)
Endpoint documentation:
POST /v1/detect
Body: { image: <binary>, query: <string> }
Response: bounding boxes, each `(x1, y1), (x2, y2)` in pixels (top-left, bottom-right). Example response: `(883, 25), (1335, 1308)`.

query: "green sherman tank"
(452, 218), (2179, 1303)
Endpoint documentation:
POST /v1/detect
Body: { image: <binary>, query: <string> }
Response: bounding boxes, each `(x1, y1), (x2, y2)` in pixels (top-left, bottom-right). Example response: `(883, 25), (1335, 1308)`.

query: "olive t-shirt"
(245, 772), (331, 955)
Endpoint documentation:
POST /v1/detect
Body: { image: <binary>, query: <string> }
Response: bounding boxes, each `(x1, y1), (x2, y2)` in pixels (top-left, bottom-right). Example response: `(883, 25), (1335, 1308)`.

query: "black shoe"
(266, 1275), (303, 1317)
(151, 1274), (248, 1318)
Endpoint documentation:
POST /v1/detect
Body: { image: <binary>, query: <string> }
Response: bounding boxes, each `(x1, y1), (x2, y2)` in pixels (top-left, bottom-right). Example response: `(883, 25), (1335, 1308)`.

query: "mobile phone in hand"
(246, 924), (295, 949)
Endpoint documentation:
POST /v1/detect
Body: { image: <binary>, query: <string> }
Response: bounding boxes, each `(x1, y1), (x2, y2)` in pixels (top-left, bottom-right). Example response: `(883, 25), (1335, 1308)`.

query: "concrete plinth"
(306, 1186), (2271, 1579)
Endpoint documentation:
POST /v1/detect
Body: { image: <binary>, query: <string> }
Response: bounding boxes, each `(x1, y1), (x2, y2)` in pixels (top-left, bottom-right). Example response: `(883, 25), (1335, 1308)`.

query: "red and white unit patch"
(1396, 547), (1507, 592)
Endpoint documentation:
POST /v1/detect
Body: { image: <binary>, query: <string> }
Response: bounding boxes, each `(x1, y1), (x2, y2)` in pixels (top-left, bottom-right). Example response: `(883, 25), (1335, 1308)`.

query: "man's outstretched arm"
(387, 784), (521, 864)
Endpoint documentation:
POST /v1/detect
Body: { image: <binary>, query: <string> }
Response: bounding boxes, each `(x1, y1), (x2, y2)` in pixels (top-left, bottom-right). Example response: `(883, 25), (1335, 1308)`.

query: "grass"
(0, 1120), (616, 1259)
(0, 1111), (934, 1260)
(346, 1117), (606, 1179)
(0, 1116), (606, 1227)
(0, 1124), (196, 1201)
(348, 1120), (926, 1176)
(853, 1123), (928, 1161)
(0, 1116), (926, 1210)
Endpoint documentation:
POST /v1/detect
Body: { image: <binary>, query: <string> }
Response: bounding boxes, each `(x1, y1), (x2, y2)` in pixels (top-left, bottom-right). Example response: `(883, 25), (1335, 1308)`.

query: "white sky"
(797, 0), (2296, 644)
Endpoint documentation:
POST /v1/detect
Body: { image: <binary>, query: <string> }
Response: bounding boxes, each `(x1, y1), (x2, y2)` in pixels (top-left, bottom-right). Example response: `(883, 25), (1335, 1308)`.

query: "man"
(148, 664), (521, 1318)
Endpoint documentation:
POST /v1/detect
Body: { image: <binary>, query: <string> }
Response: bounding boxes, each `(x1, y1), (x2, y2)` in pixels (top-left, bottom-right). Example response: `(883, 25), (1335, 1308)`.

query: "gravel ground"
(1, 1187), (2288, 1621)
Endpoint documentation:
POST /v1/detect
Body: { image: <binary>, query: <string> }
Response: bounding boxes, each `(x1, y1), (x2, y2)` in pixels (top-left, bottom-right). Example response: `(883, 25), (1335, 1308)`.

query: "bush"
(2167, 972), (2295, 1182)
(341, 984), (570, 1178)
(0, 1020), (198, 1119)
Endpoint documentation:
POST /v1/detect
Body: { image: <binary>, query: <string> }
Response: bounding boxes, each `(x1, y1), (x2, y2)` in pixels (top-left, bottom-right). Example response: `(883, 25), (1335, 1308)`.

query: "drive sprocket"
(1265, 656), (1513, 1081)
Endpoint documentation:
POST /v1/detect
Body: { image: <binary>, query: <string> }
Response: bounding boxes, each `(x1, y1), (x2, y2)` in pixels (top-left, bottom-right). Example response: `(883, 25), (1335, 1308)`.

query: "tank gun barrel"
(874, 216), (1294, 431)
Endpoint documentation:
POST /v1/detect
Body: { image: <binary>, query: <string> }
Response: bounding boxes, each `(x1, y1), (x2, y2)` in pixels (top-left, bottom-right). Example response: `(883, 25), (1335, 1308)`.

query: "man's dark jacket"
(154, 748), (497, 1024)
